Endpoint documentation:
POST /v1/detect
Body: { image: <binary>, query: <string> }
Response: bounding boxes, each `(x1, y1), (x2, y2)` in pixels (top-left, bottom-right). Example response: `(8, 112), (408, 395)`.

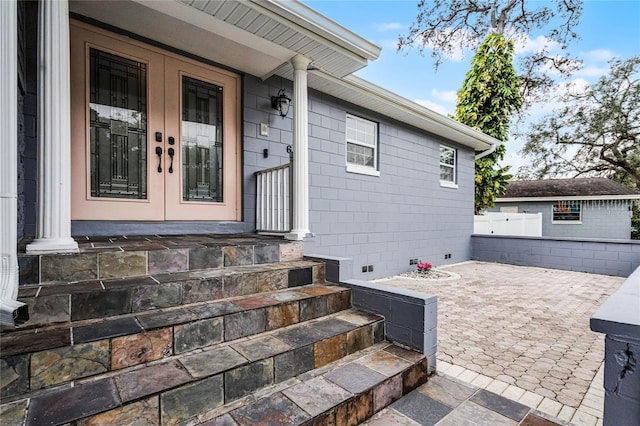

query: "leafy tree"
(399, 1), (582, 212)
(519, 56), (640, 186)
(398, 0), (583, 106)
(455, 33), (522, 213)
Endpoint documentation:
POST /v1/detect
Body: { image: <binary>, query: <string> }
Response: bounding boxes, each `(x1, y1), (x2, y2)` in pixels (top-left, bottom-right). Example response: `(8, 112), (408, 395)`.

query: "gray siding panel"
(244, 76), (476, 279)
(492, 201), (632, 240)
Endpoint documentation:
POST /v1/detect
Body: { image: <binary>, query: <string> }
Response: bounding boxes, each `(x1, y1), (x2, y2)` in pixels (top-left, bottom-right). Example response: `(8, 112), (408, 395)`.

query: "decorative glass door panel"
(70, 21), (240, 222)
(89, 49), (147, 199)
(182, 77), (223, 202)
(164, 57), (240, 221)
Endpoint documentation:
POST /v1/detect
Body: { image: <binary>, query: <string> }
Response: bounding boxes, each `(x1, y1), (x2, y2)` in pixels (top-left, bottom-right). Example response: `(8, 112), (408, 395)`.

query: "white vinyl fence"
(474, 212), (542, 237)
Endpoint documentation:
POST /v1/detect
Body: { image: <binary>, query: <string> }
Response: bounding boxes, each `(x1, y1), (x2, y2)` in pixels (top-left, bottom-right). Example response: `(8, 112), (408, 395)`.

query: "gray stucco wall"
(471, 234), (640, 277)
(492, 201), (632, 240)
(244, 75), (477, 280)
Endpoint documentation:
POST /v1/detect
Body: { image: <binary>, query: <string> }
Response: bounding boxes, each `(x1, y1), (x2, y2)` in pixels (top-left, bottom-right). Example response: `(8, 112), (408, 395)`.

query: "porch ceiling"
(69, 0), (380, 80)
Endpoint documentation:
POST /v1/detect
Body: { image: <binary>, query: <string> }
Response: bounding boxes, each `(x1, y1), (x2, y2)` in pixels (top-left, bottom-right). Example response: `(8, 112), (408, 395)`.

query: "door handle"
(155, 146), (163, 173)
(168, 147), (175, 174)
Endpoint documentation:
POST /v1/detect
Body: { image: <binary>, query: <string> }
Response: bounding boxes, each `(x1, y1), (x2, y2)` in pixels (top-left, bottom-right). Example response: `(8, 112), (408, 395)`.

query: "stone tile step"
(15, 259), (325, 328)
(0, 311), (408, 426)
(0, 284), (353, 399)
(18, 234), (304, 285)
(200, 342), (428, 426)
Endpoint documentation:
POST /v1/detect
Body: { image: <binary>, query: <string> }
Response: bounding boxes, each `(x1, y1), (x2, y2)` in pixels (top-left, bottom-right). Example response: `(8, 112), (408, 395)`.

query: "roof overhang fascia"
(307, 71), (497, 151)
(496, 195), (640, 203)
(251, 0), (381, 63)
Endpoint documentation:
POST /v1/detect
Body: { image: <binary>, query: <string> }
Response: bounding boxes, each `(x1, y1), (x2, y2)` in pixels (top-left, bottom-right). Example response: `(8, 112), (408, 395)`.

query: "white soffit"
(70, 0), (380, 79)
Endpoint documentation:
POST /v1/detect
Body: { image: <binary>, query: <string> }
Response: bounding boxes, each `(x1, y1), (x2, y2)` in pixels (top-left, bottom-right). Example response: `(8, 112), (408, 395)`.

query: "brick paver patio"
(377, 261), (624, 426)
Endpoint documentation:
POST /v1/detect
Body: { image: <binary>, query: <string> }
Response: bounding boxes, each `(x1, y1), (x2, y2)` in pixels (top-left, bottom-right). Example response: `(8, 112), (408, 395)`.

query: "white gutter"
(496, 194), (640, 203)
(1, 0), (28, 328)
(475, 140), (501, 160)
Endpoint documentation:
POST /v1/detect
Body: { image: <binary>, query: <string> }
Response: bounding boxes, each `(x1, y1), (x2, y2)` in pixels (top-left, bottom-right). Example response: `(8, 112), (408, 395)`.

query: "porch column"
(26, 0), (78, 254)
(0, 0), (28, 327)
(285, 55), (312, 241)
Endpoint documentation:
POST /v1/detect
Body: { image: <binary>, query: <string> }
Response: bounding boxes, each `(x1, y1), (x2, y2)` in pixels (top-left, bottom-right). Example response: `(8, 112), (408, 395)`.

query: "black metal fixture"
(271, 89), (291, 118)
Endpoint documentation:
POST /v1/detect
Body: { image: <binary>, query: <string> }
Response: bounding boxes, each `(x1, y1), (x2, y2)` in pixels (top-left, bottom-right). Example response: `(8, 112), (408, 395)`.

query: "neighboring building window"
(552, 202), (581, 223)
(440, 145), (457, 187)
(346, 114), (379, 176)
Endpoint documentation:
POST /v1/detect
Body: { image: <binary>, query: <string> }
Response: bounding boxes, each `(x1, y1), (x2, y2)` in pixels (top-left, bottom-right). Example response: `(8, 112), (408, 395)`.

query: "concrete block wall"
(591, 266), (640, 426)
(307, 253), (437, 372)
(471, 234), (640, 277)
(492, 201), (633, 240)
(342, 279), (438, 373)
(244, 75), (477, 279)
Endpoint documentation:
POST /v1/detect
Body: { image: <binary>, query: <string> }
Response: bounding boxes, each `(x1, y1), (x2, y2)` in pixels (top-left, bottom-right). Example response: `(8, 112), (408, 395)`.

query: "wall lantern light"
(271, 89), (291, 118)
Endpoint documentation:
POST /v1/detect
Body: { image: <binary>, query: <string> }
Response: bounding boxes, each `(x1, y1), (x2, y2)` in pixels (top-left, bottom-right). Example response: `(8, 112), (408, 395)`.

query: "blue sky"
(303, 0), (640, 174)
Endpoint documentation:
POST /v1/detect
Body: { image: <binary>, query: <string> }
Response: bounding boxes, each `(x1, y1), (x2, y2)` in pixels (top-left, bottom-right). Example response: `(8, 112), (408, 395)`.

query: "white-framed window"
(440, 145), (457, 188)
(552, 202), (582, 223)
(346, 114), (380, 176)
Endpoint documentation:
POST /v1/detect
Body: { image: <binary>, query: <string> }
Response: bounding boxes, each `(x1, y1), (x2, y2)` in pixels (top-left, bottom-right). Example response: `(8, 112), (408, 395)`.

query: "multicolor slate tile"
(254, 244), (280, 264)
(391, 390), (452, 426)
(182, 277), (223, 303)
(41, 253), (97, 282)
(231, 336), (292, 361)
(224, 309), (266, 341)
(274, 346), (315, 382)
(266, 301), (300, 330)
(373, 375), (404, 413)
(98, 251), (146, 279)
(0, 327), (70, 356)
(174, 317), (224, 354)
(114, 361), (192, 402)
(279, 241), (304, 261)
(417, 374), (476, 408)
(335, 390), (374, 426)
(0, 399), (28, 426)
(435, 400), (516, 426)
(469, 389), (530, 422)
(224, 273), (258, 297)
(148, 249), (188, 274)
(315, 334), (347, 368)
(17, 294), (70, 327)
(180, 346), (248, 379)
(0, 354), (29, 397)
(74, 317), (142, 344)
(283, 376), (352, 416)
(189, 246), (223, 270)
(78, 397), (159, 426)
(111, 328), (172, 369)
(223, 246), (254, 267)
(230, 392), (310, 426)
(357, 350), (412, 377)
(224, 359), (274, 401)
(257, 270), (288, 292)
(324, 363), (387, 394)
(30, 340), (110, 389)
(131, 282), (181, 312)
(26, 378), (120, 425)
(161, 375), (224, 425)
(71, 288), (132, 321)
